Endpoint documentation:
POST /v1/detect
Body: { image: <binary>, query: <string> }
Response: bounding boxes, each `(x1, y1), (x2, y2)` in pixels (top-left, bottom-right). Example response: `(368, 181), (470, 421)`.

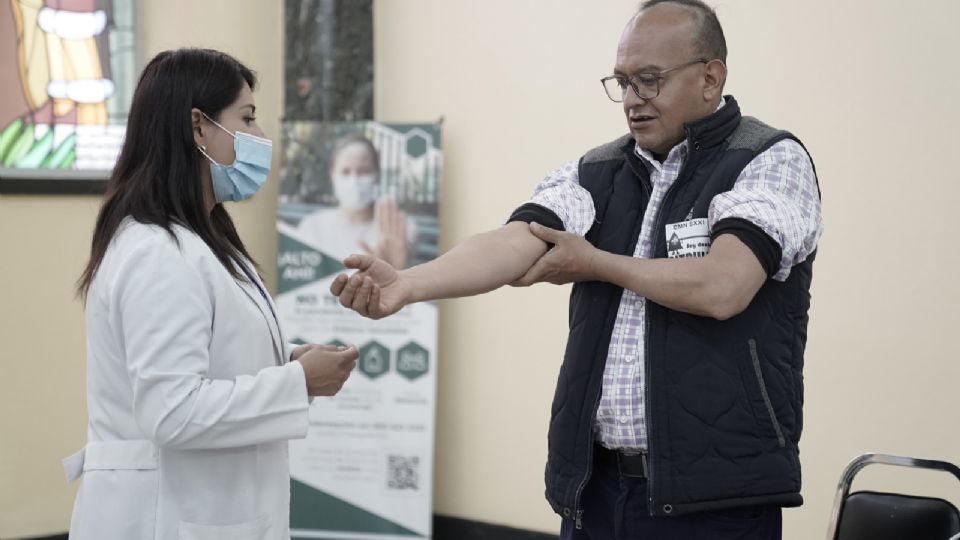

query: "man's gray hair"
(639, 0), (727, 63)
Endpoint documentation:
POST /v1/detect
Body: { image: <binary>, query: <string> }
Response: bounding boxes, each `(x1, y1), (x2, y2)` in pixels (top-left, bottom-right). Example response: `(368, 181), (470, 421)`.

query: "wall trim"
(45, 514), (559, 540)
(434, 514), (558, 540)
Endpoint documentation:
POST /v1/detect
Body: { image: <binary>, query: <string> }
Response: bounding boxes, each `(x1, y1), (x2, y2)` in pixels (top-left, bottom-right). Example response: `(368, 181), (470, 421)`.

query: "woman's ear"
(191, 108), (206, 148)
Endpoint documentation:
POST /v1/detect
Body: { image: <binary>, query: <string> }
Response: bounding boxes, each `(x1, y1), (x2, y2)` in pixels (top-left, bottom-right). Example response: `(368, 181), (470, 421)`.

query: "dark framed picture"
(0, 0), (137, 194)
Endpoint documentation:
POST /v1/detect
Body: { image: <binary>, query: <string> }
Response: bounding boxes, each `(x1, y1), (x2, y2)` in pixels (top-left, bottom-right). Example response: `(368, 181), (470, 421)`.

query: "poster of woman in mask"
(296, 133), (418, 269)
(275, 120), (441, 539)
(278, 121), (440, 270)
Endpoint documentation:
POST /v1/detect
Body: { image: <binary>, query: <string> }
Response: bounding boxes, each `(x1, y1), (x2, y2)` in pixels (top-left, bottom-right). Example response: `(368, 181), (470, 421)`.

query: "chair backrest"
(836, 490), (959, 539)
(826, 453), (960, 540)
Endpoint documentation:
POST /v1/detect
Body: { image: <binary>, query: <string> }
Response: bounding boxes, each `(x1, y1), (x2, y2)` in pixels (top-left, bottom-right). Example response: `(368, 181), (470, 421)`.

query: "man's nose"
(622, 85), (647, 109)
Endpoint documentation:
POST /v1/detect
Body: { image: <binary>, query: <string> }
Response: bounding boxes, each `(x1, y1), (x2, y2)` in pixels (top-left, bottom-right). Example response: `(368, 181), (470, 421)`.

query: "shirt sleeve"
(708, 139), (822, 281)
(508, 158), (596, 237)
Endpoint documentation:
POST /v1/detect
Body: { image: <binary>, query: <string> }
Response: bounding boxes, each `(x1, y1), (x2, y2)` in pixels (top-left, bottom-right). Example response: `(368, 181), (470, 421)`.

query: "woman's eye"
(244, 117), (256, 125)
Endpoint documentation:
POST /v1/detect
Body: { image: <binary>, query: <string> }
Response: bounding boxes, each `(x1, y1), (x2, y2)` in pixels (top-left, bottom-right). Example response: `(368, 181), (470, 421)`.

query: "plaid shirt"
(525, 108), (822, 451)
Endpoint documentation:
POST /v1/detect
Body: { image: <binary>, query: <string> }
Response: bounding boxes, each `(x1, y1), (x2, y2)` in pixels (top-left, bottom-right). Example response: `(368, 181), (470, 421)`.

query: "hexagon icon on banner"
(396, 341), (429, 381)
(358, 341), (390, 379)
(405, 130), (429, 158)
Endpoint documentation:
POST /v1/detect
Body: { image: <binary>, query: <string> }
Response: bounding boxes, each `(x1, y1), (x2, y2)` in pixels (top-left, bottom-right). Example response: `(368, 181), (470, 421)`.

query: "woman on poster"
(297, 133), (418, 268)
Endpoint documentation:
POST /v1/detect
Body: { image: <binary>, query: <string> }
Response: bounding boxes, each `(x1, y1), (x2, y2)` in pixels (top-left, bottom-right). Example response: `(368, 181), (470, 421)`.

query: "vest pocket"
(747, 339), (786, 448)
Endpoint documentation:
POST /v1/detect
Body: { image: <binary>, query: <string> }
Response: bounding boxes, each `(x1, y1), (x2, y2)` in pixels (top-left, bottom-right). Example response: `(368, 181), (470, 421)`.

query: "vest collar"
(683, 95), (742, 151)
(617, 96), (743, 165)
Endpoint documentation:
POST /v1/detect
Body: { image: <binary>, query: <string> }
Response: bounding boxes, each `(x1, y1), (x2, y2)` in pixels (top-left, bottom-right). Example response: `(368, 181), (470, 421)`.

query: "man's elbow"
(703, 288), (755, 321)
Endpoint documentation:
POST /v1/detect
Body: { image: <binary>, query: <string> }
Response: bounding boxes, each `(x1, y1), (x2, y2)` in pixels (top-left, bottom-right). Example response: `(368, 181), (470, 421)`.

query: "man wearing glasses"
(332, 0), (821, 538)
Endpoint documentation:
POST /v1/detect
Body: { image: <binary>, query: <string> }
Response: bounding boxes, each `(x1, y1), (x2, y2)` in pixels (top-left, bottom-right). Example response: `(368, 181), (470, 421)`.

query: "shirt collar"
(634, 97), (727, 171)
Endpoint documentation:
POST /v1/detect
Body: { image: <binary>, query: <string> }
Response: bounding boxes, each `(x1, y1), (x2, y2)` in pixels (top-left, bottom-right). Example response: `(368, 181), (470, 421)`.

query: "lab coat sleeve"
(115, 235), (310, 449)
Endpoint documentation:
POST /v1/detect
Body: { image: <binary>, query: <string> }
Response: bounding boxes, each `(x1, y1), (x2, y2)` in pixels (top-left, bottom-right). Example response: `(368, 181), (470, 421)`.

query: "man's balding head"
(614, 0), (728, 157)
(637, 0), (727, 63)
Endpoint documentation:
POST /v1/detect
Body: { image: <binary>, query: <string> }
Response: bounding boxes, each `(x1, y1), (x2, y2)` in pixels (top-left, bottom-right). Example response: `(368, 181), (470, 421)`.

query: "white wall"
(1, 1), (958, 539)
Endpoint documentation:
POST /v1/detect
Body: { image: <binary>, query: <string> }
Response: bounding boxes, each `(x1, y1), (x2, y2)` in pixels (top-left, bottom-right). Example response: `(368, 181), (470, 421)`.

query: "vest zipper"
(571, 154), (649, 527)
(644, 150), (696, 515)
(644, 315), (657, 515)
(572, 389), (603, 529)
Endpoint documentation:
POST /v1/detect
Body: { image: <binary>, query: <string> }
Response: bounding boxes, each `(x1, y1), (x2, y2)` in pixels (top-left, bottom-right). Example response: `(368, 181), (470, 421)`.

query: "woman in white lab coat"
(69, 48), (359, 540)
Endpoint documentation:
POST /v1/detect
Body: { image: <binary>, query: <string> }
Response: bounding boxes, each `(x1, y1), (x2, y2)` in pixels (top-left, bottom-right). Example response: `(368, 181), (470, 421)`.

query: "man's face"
(615, 6), (717, 158)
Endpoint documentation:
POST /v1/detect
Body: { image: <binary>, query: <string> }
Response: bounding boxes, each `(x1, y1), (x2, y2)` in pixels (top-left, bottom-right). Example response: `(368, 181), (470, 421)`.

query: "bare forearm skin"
(402, 221), (547, 303)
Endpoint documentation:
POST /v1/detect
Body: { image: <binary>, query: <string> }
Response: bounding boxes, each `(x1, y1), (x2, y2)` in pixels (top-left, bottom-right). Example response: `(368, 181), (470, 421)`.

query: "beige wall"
(2, 1), (959, 539)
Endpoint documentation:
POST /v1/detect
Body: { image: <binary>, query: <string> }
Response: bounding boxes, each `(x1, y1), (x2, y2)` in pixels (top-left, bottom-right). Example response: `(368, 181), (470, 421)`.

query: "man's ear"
(703, 59), (727, 101)
(191, 108), (206, 148)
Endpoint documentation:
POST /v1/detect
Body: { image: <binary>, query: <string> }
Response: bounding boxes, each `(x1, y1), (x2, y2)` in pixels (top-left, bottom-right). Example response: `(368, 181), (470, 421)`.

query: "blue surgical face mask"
(197, 112), (273, 203)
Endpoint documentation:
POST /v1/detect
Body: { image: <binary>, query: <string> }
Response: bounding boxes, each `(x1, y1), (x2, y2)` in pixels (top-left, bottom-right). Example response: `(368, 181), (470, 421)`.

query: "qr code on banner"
(387, 455), (420, 491)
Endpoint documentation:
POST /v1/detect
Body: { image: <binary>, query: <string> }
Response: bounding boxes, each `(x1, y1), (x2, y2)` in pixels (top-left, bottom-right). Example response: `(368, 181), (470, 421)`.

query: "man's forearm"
(402, 221), (548, 302)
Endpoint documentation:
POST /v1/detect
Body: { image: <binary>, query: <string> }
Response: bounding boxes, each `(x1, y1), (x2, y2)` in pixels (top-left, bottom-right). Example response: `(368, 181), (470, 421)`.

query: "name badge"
(665, 218), (711, 259)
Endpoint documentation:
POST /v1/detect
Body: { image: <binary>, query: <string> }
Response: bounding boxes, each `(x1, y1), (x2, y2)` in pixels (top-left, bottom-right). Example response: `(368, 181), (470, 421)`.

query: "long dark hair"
(77, 48), (259, 298)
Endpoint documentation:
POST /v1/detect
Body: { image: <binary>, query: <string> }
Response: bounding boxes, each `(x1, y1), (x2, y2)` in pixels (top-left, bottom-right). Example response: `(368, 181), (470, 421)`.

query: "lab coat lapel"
(233, 262), (286, 365)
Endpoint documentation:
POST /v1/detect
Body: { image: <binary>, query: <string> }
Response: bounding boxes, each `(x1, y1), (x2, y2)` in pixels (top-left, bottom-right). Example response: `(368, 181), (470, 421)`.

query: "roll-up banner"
(278, 120), (441, 540)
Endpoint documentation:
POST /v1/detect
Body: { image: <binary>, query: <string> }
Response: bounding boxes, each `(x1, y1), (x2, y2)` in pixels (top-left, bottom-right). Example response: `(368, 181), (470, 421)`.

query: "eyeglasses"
(601, 59), (708, 102)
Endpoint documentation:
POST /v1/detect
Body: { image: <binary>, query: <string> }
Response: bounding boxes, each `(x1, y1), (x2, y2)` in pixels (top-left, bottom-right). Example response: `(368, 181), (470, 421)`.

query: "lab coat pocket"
(179, 514), (272, 540)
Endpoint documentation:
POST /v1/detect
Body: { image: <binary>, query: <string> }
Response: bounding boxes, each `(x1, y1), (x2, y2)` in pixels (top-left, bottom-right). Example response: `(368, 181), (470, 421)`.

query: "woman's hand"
(290, 343), (320, 361)
(296, 344), (359, 396)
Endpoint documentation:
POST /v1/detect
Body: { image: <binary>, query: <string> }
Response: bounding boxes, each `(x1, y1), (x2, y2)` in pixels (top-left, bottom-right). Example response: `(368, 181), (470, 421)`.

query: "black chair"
(826, 453), (960, 540)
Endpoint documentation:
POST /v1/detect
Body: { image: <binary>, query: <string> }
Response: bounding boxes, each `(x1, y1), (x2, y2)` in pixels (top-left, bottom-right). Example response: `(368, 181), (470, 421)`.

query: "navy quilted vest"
(544, 97), (818, 520)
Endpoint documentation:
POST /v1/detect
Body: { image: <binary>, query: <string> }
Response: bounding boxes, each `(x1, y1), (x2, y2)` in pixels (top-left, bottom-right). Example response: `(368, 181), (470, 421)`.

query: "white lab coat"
(65, 218), (310, 540)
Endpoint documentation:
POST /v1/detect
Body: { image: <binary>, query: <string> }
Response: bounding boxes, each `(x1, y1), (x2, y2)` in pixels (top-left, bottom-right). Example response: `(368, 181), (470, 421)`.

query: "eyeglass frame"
(600, 58), (710, 102)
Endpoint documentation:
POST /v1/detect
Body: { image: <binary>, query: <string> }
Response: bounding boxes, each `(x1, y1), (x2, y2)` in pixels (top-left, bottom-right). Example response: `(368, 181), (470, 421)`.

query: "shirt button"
(619, 416), (629, 424)
(624, 357), (632, 363)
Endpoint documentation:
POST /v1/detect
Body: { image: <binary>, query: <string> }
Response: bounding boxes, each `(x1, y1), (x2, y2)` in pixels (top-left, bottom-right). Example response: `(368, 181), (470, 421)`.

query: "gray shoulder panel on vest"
(727, 116), (790, 152)
(582, 134), (634, 164)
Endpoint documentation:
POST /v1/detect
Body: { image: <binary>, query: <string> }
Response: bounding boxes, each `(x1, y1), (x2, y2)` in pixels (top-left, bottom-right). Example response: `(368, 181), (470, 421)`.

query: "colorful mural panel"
(0, 0), (135, 189)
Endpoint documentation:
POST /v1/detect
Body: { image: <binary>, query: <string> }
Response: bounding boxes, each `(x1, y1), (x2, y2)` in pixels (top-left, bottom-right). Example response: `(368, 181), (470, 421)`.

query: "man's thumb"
(344, 253), (375, 270)
(529, 221), (560, 241)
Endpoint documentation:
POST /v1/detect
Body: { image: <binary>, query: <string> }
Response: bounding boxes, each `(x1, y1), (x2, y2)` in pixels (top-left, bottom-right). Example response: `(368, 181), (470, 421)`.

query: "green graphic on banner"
(278, 232), (344, 294)
(405, 132), (428, 158)
(290, 479), (421, 537)
(358, 341), (390, 379)
(397, 342), (429, 381)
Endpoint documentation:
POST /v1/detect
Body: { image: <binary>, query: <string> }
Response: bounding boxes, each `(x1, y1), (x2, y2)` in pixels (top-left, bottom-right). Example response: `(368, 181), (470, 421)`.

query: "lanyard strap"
(237, 261), (280, 329)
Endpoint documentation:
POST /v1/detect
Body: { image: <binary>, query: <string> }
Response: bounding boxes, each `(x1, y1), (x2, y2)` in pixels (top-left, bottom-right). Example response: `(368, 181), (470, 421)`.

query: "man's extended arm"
(330, 221), (548, 319)
(332, 218), (766, 321)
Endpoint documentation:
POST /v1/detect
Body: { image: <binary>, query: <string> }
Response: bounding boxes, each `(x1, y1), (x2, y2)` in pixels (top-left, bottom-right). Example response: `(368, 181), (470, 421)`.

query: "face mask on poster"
(333, 174), (378, 210)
